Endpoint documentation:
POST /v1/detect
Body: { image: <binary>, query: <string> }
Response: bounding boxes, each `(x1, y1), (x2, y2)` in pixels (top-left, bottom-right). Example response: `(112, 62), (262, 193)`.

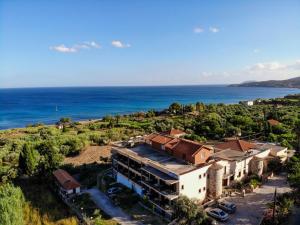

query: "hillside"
(230, 76), (300, 88)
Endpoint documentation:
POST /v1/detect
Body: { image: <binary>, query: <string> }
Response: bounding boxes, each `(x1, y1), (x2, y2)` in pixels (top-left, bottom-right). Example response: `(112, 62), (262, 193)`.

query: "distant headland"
(230, 76), (300, 88)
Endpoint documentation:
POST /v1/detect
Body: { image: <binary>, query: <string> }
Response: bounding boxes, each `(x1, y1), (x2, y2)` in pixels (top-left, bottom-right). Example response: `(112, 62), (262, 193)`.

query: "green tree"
(115, 114), (121, 125)
(184, 104), (195, 113)
(19, 143), (40, 176)
(173, 195), (210, 224)
(287, 155), (300, 190)
(196, 102), (206, 112)
(294, 120), (300, 152)
(59, 117), (71, 123)
(267, 157), (282, 174)
(37, 141), (63, 173)
(63, 137), (86, 156)
(146, 110), (156, 118)
(0, 183), (24, 225)
(169, 102), (182, 114)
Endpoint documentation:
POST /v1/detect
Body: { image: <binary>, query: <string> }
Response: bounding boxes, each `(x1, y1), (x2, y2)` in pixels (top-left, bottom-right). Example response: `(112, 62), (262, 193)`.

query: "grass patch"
(15, 177), (79, 225)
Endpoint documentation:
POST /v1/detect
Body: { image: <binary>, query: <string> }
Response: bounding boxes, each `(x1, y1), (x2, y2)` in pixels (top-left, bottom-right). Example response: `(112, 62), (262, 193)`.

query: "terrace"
(144, 187), (175, 219)
(112, 144), (197, 176)
(141, 166), (178, 198)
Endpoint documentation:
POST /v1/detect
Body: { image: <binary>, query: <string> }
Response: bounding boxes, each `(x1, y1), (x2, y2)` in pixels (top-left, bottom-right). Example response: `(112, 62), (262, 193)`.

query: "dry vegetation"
(64, 145), (111, 166)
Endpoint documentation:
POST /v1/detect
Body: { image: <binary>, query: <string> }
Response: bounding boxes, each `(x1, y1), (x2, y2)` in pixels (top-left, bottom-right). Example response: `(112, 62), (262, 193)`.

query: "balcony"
(113, 154), (142, 174)
(141, 177), (178, 199)
(114, 163), (142, 186)
(144, 191), (175, 218)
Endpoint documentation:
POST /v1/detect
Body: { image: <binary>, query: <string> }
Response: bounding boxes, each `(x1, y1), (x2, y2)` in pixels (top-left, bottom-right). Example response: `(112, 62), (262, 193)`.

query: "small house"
(53, 169), (81, 197)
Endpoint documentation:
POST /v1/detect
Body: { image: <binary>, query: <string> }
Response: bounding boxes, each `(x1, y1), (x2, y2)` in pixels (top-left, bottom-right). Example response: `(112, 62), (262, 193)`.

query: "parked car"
(206, 207), (229, 222)
(218, 200), (236, 213)
(107, 187), (122, 195)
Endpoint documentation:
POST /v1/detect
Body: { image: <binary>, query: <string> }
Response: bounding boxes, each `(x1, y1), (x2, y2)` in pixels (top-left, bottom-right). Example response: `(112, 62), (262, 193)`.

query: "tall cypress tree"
(19, 143), (40, 176)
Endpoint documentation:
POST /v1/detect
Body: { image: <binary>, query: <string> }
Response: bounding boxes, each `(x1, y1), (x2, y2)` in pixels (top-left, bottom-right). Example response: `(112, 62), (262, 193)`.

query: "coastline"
(1, 86), (299, 130)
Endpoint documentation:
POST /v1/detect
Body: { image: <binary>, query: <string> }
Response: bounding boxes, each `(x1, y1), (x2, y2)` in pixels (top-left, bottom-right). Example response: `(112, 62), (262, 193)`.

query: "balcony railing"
(145, 194), (174, 216)
(141, 179), (178, 197)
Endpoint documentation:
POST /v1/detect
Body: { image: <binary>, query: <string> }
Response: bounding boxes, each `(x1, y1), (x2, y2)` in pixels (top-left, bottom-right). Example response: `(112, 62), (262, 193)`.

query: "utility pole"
(272, 188), (277, 224)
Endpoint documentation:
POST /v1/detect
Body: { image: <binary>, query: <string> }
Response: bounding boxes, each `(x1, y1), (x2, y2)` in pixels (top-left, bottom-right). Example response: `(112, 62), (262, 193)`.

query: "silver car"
(206, 207), (229, 222)
(218, 200), (236, 213)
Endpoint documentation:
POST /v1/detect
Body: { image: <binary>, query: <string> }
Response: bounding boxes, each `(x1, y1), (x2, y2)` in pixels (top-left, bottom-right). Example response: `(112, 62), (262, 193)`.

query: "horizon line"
(0, 83), (232, 89)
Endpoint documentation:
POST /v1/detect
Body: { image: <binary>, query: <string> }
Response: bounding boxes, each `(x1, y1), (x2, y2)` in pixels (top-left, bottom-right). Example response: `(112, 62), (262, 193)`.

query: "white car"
(206, 207), (229, 222)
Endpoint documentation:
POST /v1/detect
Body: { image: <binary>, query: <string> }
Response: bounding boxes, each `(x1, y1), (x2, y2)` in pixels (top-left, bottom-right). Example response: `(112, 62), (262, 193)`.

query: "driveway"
(219, 174), (291, 225)
(85, 187), (143, 225)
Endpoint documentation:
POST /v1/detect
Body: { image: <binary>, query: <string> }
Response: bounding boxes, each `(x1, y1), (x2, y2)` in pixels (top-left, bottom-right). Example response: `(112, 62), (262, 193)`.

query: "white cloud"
(50, 41), (101, 53)
(49, 44), (77, 53)
(84, 41), (101, 48)
(111, 40), (131, 48)
(195, 59), (300, 84)
(248, 61), (286, 71)
(236, 59), (300, 82)
(209, 27), (219, 33)
(194, 27), (204, 33)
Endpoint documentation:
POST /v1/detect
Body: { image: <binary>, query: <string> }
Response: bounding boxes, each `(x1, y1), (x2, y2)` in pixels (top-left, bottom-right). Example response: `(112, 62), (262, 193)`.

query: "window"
(203, 187), (206, 191)
(199, 188), (201, 193)
(181, 185), (184, 190)
(238, 171), (241, 177)
(182, 154), (186, 160)
(203, 173), (206, 177)
(199, 174), (202, 179)
(224, 167), (227, 174)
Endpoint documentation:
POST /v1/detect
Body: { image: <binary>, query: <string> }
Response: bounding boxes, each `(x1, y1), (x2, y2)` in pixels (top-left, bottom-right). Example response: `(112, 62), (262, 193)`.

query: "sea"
(0, 86), (299, 130)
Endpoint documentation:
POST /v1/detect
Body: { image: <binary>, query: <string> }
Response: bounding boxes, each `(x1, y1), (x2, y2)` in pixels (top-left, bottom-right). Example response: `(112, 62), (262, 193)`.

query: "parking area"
(217, 174), (291, 225)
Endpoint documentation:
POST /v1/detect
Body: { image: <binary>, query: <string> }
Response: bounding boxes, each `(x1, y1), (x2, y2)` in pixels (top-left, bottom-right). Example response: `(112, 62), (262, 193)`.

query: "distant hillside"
(230, 76), (300, 88)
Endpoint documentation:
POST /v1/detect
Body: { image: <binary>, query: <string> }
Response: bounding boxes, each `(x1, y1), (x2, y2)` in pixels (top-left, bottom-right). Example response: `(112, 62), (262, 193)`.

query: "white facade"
(179, 165), (210, 202)
(213, 149), (271, 186)
(58, 186), (80, 196)
(116, 171), (144, 196)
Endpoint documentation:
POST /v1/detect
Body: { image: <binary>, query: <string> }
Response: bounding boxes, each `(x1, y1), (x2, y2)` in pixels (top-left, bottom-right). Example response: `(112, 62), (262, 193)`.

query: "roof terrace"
(112, 144), (198, 176)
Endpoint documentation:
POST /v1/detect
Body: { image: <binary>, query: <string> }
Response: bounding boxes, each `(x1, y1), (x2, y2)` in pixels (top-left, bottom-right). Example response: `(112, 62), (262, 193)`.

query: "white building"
(111, 142), (212, 220)
(240, 100), (254, 106)
(111, 134), (288, 219)
(53, 169), (81, 197)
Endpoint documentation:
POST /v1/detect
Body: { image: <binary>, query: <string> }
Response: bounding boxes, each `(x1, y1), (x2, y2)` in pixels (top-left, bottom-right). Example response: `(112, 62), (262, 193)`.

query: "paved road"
(85, 188), (143, 225)
(287, 206), (300, 225)
(219, 174), (291, 225)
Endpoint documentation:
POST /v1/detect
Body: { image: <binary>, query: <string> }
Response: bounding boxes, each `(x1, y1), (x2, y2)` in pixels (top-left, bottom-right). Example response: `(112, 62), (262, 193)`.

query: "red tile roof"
(145, 133), (159, 141)
(215, 140), (257, 152)
(53, 169), (80, 190)
(161, 129), (186, 136)
(166, 138), (205, 156)
(267, 119), (280, 126)
(150, 134), (174, 145)
(165, 138), (180, 149)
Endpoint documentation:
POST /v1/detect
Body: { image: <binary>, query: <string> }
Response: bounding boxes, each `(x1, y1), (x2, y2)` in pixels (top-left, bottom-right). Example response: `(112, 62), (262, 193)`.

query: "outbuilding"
(53, 169), (81, 197)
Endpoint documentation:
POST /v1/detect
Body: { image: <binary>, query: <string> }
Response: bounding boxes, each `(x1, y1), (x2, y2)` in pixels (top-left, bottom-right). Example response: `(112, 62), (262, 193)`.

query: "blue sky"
(1, 0), (300, 88)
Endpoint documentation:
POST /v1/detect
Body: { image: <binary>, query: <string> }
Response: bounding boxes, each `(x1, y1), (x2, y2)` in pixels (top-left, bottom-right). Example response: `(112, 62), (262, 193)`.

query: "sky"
(0, 0), (300, 88)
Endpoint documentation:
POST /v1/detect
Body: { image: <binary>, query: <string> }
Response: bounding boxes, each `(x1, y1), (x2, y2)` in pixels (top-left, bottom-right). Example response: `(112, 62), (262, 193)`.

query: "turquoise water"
(0, 86), (299, 129)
